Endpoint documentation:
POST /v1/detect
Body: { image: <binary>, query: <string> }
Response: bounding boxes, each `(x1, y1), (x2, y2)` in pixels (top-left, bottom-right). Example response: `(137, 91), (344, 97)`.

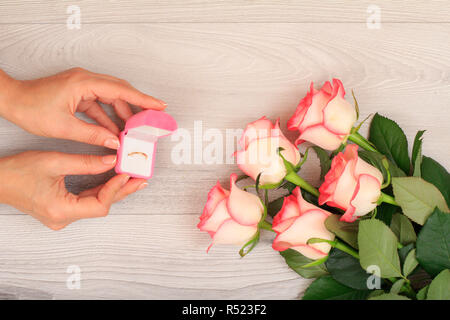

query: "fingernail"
(138, 182), (148, 190)
(121, 175), (130, 186)
(105, 139), (120, 150)
(159, 100), (167, 107)
(102, 155), (117, 165)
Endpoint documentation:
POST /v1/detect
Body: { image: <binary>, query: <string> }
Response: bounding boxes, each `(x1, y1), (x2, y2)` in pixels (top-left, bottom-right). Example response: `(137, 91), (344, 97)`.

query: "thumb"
(49, 152), (117, 176)
(66, 117), (121, 150)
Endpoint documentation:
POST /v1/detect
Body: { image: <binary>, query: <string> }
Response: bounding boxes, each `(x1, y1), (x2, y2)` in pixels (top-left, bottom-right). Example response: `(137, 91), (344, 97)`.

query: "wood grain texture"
(0, 23), (449, 218)
(0, 215), (308, 299)
(0, 2), (449, 300)
(0, 0), (449, 23)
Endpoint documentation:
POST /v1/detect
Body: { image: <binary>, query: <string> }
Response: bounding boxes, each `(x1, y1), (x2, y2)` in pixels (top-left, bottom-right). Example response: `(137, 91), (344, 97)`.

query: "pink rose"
(272, 187), (335, 260)
(319, 145), (384, 222)
(235, 117), (301, 185)
(198, 173), (264, 251)
(287, 79), (357, 150)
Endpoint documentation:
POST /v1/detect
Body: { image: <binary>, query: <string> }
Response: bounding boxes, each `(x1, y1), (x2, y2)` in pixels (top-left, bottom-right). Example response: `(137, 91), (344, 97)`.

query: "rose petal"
(236, 137), (288, 185)
(198, 181), (229, 230)
(292, 187), (320, 214)
(239, 116), (274, 149)
(291, 245), (328, 260)
(227, 174), (264, 226)
(355, 157), (384, 184)
(323, 95), (356, 135)
(203, 181), (229, 216)
(274, 120), (301, 164)
(319, 152), (346, 205)
(212, 219), (258, 245)
(272, 210), (334, 260)
(272, 195), (300, 232)
(331, 160), (358, 209)
(199, 198), (231, 233)
(298, 90), (329, 132)
(287, 82), (317, 130)
(298, 125), (344, 151)
(350, 174), (381, 216)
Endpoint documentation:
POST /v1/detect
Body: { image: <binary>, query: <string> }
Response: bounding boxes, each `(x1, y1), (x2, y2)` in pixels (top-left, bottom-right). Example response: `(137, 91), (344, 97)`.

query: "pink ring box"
(115, 110), (177, 179)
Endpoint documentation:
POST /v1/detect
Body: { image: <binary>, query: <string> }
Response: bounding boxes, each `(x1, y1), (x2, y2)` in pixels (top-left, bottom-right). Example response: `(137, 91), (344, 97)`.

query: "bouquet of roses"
(197, 79), (449, 300)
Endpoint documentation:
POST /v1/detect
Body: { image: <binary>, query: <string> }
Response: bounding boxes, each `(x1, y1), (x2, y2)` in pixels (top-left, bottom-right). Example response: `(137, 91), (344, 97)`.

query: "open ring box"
(115, 110), (177, 179)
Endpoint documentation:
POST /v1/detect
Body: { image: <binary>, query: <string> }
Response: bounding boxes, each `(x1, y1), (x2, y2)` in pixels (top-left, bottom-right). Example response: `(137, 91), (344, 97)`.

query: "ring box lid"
(124, 109), (178, 138)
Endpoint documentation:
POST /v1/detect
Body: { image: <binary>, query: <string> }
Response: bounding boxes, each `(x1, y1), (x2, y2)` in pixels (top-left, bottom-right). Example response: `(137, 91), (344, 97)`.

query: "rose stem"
(347, 131), (378, 152)
(378, 192), (399, 206)
(259, 220), (274, 232)
(285, 171), (320, 197)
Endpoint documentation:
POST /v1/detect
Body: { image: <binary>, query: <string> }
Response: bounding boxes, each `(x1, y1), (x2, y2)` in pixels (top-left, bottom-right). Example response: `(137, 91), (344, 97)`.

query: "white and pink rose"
(197, 173), (264, 251)
(272, 187), (335, 260)
(319, 144), (384, 222)
(235, 117), (301, 186)
(287, 79), (357, 151)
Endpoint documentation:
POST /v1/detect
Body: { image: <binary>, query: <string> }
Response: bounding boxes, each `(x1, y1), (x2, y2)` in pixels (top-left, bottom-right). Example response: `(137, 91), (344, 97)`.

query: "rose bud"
(319, 144), (384, 222)
(272, 187), (335, 260)
(197, 173), (264, 251)
(235, 117), (301, 186)
(287, 79), (357, 150)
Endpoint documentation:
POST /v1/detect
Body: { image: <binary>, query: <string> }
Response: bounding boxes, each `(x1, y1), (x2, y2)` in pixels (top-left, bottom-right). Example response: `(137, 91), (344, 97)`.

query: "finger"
(112, 99), (134, 121)
(91, 72), (131, 86)
(87, 79), (167, 111)
(115, 178), (147, 202)
(65, 117), (121, 150)
(78, 100), (120, 135)
(78, 178), (147, 202)
(78, 184), (103, 198)
(48, 152), (117, 176)
(67, 174), (130, 220)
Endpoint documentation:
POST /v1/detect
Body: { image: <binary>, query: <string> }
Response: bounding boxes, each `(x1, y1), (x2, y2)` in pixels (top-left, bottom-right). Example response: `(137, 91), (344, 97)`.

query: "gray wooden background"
(0, 1), (449, 299)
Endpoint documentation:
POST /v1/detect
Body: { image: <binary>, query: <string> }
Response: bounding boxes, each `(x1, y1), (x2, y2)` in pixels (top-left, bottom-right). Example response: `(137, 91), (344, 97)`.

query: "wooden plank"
(0, 214), (308, 299)
(0, 0), (449, 23)
(0, 22), (449, 217)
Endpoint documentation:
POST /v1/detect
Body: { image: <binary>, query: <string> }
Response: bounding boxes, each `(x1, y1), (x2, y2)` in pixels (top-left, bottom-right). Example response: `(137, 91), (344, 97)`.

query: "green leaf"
(300, 188), (320, 206)
(426, 269), (450, 300)
(325, 248), (376, 290)
(390, 213), (417, 245)
(392, 177), (449, 225)
(358, 149), (405, 182)
(358, 219), (402, 278)
(280, 249), (328, 279)
(408, 267), (432, 292)
(367, 290), (385, 299)
(312, 146), (331, 180)
(416, 208), (450, 277)
(369, 113), (410, 174)
(376, 203), (397, 226)
(403, 249), (419, 277)
(390, 279), (405, 294)
(412, 130), (425, 166)
(398, 243), (415, 265)
(416, 285), (429, 300)
(369, 293), (410, 300)
(412, 130), (425, 177)
(302, 275), (369, 300)
(325, 214), (359, 249)
(421, 156), (450, 207)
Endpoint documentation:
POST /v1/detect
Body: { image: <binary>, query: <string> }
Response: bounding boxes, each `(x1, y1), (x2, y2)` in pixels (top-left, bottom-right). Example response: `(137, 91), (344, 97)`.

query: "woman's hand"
(0, 68), (166, 149)
(0, 151), (147, 230)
